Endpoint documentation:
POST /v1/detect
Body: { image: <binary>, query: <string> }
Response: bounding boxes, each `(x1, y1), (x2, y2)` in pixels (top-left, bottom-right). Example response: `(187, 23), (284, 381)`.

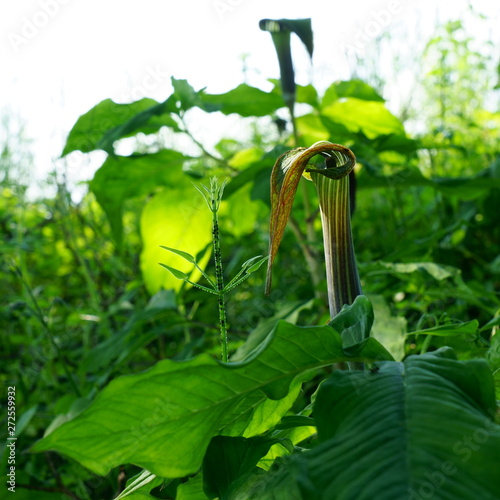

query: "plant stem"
(211, 197), (228, 362)
(56, 184), (110, 343)
(179, 114), (236, 174)
(288, 216), (321, 290)
(12, 264), (81, 397)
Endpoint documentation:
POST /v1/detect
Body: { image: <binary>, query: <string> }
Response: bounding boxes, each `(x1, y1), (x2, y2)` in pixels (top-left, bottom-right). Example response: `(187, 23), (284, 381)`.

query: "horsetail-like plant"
(266, 141), (362, 318)
(160, 178), (267, 361)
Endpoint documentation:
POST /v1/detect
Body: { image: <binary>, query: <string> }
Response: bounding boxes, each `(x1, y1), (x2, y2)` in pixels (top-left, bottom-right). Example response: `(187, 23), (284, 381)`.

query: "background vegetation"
(1, 9), (499, 500)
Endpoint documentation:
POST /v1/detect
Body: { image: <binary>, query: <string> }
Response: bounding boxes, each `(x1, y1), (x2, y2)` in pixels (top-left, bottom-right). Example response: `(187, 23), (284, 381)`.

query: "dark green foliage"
(2, 13), (499, 500)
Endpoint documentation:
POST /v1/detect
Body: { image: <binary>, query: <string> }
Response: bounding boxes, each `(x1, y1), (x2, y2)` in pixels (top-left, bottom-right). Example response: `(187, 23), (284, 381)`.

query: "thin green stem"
(178, 301), (192, 345)
(56, 185), (110, 344)
(12, 264), (81, 397)
(179, 115), (237, 173)
(211, 198), (228, 362)
(288, 216), (321, 290)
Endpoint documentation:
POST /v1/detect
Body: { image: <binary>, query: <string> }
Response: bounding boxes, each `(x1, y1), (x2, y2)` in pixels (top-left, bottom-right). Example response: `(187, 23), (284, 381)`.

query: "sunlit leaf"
(62, 98), (163, 156)
(31, 298), (391, 477)
(141, 188), (212, 294)
(322, 98), (406, 139)
(407, 319), (479, 337)
(334, 79), (385, 102)
(369, 295), (407, 362)
(89, 149), (189, 245)
(200, 84), (283, 117)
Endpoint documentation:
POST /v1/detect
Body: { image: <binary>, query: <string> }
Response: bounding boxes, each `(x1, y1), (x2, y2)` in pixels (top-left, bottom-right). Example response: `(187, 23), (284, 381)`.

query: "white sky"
(1, 0), (498, 196)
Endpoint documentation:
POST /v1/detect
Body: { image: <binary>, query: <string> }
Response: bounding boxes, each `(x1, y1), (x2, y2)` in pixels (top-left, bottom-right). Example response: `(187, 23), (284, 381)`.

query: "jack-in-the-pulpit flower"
(266, 141), (362, 317)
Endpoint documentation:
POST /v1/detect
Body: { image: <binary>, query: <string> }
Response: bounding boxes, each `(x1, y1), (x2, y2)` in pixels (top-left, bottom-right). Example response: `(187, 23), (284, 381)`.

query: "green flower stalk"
(266, 141), (362, 318)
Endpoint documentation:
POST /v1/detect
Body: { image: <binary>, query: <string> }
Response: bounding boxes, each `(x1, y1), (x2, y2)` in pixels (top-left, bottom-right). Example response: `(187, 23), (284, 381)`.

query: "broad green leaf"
(480, 316), (500, 333)
(231, 300), (315, 362)
(296, 113), (330, 144)
(203, 436), (280, 499)
(62, 98), (162, 156)
(369, 133), (419, 154)
(408, 320), (479, 337)
(200, 84), (284, 117)
(170, 77), (205, 112)
(89, 149), (189, 245)
(296, 84), (319, 107)
(294, 348), (500, 500)
(322, 98), (405, 139)
(228, 147), (264, 169)
(62, 78), (206, 156)
(220, 184), (262, 237)
(357, 163), (500, 199)
(223, 162), (273, 198)
(96, 99), (179, 153)
(31, 308), (392, 478)
(228, 458), (302, 500)
(177, 473), (207, 500)
(333, 79), (385, 102)
(321, 84), (339, 108)
(356, 164), (434, 191)
(491, 330), (500, 398)
(140, 188), (212, 294)
(318, 114), (353, 141)
(43, 393), (95, 437)
(275, 415), (316, 430)
(361, 261), (499, 315)
(327, 295), (374, 349)
(320, 80), (384, 108)
(258, 439), (296, 472)
(364, 261), (458, 281)
(369, 294), (407, 361)
(80, 292), (185, 373)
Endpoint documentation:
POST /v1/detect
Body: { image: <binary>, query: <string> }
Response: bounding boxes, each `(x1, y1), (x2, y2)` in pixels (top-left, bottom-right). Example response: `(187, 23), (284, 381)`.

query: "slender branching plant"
(160, 178), (267, 361)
